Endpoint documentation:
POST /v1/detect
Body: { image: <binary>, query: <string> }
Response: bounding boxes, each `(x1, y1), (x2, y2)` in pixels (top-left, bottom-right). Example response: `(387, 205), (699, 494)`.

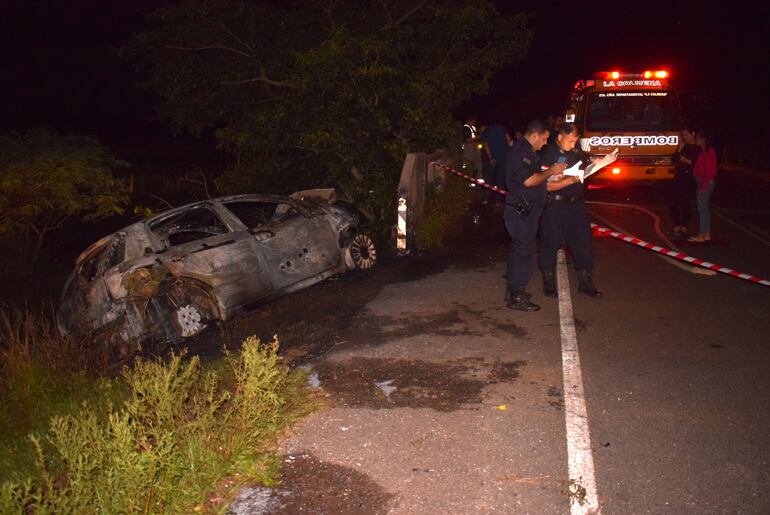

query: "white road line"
(557, 249), (600, 514)
(712, 205), (770, 247)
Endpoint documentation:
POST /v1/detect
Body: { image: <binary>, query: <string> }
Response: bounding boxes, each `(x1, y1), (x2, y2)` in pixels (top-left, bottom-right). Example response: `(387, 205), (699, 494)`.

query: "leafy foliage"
(414, 170), (478, 250)
(0, 335), (314, 513)
(124, 0), (532, 233)
(0, 128), (128, 263)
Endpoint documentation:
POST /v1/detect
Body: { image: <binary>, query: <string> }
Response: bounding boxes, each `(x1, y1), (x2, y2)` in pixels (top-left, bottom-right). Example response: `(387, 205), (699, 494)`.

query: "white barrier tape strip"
(433, 162), (510, 196)
(431, 160), (770, 288)
(586, 207), (712, 276)
(585, 200), (680, 253)
(591, 224), (770, 287)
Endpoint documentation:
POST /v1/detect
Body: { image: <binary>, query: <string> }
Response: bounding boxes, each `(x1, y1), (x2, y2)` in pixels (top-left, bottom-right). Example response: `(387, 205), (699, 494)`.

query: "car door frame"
(219, 197), (340, 293)
(146, 202), (269, 314)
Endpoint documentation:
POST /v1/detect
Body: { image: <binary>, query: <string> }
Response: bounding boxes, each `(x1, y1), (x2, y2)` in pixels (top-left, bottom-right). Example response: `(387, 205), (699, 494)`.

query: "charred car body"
(57, 190), (376, 352)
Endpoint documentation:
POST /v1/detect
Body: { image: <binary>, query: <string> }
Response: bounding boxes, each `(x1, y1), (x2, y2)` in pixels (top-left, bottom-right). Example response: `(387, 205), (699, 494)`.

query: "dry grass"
(0, 305), (124, 485)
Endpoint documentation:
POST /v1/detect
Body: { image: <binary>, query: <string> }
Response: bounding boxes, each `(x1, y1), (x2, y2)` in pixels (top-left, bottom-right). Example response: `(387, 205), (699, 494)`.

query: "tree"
(0, 129), (128, 264)
(124, 0), (532, 233)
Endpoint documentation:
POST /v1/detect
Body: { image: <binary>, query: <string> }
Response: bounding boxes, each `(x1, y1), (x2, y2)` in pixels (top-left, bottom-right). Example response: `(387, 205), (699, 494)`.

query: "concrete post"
(396, 152), (427, 254)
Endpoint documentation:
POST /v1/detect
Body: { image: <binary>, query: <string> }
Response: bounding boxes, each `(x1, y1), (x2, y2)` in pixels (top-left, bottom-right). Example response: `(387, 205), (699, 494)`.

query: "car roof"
(73, 194), (296, 265)
(73, 192), (340, 266)
(141, 194), (297, 226)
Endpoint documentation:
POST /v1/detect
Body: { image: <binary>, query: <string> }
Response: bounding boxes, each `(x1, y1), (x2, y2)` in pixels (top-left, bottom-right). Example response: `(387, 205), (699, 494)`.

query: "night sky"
(2, 0), (767, 163)
(486, 1), (770, 135)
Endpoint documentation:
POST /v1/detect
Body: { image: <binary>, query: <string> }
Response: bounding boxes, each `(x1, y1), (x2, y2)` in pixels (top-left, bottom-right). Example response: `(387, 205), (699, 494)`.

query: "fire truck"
(565, 70), (683, 182)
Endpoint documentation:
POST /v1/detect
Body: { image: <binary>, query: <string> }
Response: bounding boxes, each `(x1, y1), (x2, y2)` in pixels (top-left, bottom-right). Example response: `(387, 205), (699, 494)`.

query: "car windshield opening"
(149, 206), (229, 246)
(225, 201), (298, 229)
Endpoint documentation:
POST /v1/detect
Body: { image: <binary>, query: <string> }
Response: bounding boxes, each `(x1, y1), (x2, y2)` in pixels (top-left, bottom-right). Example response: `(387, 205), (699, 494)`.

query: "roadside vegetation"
(415, 167), (479, 250)
(0, 306), (316, 512)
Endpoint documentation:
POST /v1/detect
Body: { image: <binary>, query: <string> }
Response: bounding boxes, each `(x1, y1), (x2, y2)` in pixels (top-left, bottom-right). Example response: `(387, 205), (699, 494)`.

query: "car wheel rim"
(350, 234), (376, 269)
(176, 304), (203, 337)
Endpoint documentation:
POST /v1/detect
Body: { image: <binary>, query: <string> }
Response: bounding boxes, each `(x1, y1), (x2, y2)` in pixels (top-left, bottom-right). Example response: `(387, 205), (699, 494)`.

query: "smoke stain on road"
(232, 296), (528, 366)
(487, 360), (527, 384)
(230, 454), (393, 515)
(547, 386), (564, 411)
(315, 357), (486, 411)
(276, 454), (393, 514)
(489, 321), (528, 337)
(314, 357), (530, 411)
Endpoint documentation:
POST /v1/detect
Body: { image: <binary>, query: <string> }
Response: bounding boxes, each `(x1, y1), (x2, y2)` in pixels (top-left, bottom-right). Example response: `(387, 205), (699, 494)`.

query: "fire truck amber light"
(609, 71), (620, 79)
(611, 167), (621, 175)
(644, 70), (668, 79)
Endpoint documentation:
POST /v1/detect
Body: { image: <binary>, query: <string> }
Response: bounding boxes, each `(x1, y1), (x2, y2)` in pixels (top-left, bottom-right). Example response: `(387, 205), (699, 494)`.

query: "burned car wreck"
(57, 190), (376, 353)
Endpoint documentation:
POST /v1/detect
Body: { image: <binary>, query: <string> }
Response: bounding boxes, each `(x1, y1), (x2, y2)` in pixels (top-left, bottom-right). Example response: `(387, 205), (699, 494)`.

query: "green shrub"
(0, 336), (313, 513)
(414, 169), (478, 250)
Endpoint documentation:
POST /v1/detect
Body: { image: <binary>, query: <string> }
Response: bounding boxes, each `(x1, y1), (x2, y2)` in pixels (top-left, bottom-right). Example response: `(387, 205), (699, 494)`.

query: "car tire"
(159, 279), (220, 341)
(344, 233), (377, 270)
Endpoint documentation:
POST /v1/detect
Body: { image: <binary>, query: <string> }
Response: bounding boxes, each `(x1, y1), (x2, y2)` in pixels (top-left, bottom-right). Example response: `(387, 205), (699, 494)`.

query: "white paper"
(549, 147), (620, 183)
(562, 161), (585, 182)
(584, 147), (619, 178)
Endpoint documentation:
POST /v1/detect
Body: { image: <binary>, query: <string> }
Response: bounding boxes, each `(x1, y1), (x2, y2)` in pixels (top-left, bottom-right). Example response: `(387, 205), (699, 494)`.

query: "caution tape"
(433, 162), (510, 196)
(590, 225), (770, 286)
(430, 160), (770, 288)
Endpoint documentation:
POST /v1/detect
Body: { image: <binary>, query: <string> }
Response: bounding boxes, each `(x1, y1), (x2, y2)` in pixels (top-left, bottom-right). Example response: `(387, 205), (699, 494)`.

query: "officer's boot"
(505, 288), (531, 304)
(542, 269), (557, 297)
(506, 287), (541, 311)
(578, 270), (603, 298)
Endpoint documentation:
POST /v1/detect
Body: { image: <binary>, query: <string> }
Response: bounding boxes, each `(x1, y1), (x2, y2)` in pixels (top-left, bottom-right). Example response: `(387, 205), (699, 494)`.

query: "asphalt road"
(572, 174), (770, 514)
(222, 171), (770, 514)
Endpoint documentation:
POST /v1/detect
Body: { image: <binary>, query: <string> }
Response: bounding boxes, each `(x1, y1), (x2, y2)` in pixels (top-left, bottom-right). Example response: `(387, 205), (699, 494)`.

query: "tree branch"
(437, 39), (461, 70)
(313, 0), (337, 30)
(181, 171), (211, 199)
(393, 1), (427, 27)
(150, 194), (175, 210)
(294, 144), (350, 165)
(218, 20), (254, 54)
(221, 67), (297, 89)
(379, 0), (394, 26)
(166, 44), (253, 59)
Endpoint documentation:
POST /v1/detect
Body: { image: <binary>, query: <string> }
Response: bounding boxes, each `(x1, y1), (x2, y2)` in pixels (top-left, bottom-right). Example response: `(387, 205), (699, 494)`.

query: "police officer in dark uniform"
(503, 119), (566, 311)
(538, 123), (602, 298)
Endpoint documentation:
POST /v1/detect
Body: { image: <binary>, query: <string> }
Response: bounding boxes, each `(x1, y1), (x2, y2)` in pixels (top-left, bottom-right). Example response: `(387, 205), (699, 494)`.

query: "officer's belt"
(548, 193), (583, 203)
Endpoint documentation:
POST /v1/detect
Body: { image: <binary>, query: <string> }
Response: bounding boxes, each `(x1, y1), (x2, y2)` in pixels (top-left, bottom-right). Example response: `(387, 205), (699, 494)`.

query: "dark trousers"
(670, 171), (695, 227)
(483, 162), (505, 204)
(504, 204), (543, 290)
(538, 199), (593, 272)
